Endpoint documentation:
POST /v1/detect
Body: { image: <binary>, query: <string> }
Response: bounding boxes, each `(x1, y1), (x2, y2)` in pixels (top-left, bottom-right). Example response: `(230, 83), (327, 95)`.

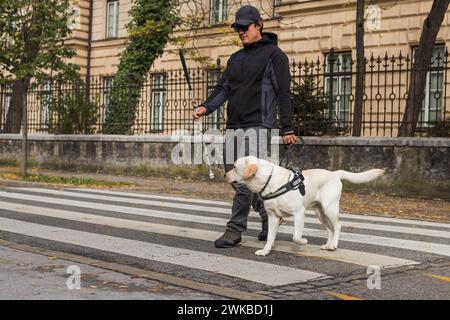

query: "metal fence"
(1, 49), (449, 137)
(291, 47), (450, 137)
(0, 65), (226, 136)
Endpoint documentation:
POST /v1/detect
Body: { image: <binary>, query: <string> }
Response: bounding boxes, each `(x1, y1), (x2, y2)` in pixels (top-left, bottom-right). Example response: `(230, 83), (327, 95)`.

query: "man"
(193, 5), (297, 248)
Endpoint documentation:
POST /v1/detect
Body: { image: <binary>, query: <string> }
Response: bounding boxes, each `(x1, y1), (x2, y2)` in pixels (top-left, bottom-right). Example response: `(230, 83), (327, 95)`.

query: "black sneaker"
(214, 229), (241, 248)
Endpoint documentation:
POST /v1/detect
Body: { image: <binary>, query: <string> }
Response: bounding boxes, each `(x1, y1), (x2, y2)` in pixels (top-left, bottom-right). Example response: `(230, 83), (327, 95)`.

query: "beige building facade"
(69, 0), (449, 136)
(69, 0), (450, 75)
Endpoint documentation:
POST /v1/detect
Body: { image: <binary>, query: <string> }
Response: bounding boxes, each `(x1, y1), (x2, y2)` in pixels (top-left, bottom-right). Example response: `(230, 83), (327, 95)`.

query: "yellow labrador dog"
(226, 156), (384, 256)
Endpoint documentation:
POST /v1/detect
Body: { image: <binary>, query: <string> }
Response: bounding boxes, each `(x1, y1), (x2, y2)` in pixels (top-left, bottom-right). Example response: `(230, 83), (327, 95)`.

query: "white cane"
(179, 50), (215, 179)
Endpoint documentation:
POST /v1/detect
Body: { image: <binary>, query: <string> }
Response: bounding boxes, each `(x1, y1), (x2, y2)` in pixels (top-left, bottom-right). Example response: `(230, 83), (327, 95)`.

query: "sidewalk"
(0, 242), (220, 300)
(0, 167), (449, 223)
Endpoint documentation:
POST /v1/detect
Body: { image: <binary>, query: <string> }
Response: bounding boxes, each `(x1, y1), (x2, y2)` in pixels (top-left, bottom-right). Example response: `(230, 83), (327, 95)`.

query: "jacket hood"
(244, 32), (278, 49)
(259, 32), (278, 46)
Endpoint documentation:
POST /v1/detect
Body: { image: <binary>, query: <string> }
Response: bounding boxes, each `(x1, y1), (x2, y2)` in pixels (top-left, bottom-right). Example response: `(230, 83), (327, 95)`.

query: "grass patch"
(0, 171), (133, 188)
(35, 161), (225, 181)
(0, 158), (20, 167)
(0, 154), (226, 181)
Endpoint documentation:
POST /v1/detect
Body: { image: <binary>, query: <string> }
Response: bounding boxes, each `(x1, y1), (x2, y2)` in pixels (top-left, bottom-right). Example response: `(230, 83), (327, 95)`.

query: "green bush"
(291, 76), (331, 136)
(426, 118), (450, 137)
(44, 80), (99, 134)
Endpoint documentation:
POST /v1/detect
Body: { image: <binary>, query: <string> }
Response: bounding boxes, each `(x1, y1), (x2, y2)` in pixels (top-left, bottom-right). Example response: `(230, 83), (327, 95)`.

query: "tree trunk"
(4, 79), (29, 133)
(353, 0), (365, 136)
(398, 0), (450, 137)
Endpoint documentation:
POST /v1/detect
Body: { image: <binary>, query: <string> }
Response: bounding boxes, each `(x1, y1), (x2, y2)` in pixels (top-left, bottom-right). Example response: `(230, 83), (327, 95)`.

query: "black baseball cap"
(231, 5), (261, 27)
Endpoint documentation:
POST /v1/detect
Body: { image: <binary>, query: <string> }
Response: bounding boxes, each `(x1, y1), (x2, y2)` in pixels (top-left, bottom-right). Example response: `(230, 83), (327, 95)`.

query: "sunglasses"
(233, 23), (254, 33)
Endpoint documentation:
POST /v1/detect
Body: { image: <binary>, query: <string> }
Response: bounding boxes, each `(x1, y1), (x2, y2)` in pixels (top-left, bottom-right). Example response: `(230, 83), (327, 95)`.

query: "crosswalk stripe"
(332, 220), (450, 239)
(21, 188), (450, 230)
(15, 188), (230, 214)
(65, 188), (450, 229)
(0, 217), (328, 286)
(0, 201), (419, 268)
(317, 212), (450, 229)
(11, 188), (450, 238)
(1, 191), (450, 257)
(69, 187), (233, 206)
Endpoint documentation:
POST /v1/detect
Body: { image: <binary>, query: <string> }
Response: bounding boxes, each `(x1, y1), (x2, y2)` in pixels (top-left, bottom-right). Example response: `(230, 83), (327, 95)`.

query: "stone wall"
(0, 134), (448, 199)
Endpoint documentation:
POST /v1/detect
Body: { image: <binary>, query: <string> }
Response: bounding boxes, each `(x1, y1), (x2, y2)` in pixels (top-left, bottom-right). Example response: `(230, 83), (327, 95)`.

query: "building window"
(272, 0), (282, 18)
(106, 0), (120, 38)
(150, 73), (166, 132)
(324, 51), (352, 127)
(413, 46), (445, 126)
(205, 69), (224, 130)
(41, 80), (52, 129)
(102, 77), (113, 123)
(273, 0), (283, 5)
(210, 0), (228, 25)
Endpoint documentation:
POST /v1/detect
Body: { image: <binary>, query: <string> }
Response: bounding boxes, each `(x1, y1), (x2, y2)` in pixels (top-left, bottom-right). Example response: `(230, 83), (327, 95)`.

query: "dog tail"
(336, 169), (385, 184)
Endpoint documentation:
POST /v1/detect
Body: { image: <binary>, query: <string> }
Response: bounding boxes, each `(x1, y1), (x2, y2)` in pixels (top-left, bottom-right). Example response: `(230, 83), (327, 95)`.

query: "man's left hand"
(282, 134), (298, 145)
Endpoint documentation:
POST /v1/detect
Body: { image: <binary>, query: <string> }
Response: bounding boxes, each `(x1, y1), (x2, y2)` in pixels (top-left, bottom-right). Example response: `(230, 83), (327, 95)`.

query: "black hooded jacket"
(203, 32), (294, 134)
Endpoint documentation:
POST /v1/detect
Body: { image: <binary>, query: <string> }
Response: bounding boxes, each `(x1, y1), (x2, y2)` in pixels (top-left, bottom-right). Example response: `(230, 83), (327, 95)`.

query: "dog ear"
(243, 163), (257, 179)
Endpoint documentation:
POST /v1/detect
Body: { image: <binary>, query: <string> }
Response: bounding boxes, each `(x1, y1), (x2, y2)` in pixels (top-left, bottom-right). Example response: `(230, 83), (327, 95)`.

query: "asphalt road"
(0, 186), (449, 300)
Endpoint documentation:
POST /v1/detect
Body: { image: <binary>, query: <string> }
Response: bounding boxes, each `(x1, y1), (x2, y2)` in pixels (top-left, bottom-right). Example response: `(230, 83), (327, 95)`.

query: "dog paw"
(320, 244), (337, 251)
(255, 249), (270, 256)
(293, 237), (308, 245)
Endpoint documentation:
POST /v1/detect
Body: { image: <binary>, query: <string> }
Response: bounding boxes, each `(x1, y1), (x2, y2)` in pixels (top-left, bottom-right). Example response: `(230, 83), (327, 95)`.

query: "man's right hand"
(192, 106), (207, 120)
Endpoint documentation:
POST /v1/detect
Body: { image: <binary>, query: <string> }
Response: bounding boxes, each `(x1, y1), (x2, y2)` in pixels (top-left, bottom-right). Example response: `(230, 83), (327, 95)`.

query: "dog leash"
(279, 136), (306, 172)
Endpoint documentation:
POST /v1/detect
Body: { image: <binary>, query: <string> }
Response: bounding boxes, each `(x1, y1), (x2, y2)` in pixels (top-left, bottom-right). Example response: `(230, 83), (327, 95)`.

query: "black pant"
(223, 127), (271, 233)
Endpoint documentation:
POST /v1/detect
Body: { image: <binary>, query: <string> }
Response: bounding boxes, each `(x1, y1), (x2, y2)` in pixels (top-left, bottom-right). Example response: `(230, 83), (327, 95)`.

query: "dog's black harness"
(259, 166), (306, 200)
